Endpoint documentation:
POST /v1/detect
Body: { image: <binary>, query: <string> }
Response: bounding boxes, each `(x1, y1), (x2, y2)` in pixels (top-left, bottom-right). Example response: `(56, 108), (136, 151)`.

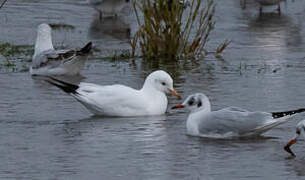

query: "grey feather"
(32, 49), (76, 69)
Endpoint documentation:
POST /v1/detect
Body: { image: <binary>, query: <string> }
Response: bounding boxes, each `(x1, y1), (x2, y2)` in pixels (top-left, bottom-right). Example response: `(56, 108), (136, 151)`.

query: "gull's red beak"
(171, 104), (185, 109)
(169, 89), (181, 99)
(284, 138), (297, 157)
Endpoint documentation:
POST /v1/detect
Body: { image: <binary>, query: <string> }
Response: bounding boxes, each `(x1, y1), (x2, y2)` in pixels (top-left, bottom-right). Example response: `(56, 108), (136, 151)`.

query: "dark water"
(1, 0), (305, 179)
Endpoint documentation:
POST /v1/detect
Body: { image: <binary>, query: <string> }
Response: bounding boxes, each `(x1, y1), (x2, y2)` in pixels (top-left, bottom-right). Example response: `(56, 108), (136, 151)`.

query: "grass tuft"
(130, 0), (226, 60)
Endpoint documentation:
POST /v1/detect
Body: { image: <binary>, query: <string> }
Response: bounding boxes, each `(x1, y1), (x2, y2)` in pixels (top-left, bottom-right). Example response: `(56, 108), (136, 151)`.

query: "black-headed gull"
(284, 120), (305, 157)
(87, 0), (130, 19)
(46, 70), (181, 117)
(30, 23), (92, 76)
(172, 93), (305, 138)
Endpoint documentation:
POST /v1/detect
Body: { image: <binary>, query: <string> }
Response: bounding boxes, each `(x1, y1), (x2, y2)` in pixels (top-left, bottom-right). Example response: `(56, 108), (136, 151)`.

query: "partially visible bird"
(30, 23), (92, 76)
(46, 70), (181, 117)
(167, 0), (191, 9)
(172, 93), (305, 138)
(86, 0), (131, 19)
(88, 16), (131, 40)
(284, 120), (305, 157)
(255, 0), (285, 15)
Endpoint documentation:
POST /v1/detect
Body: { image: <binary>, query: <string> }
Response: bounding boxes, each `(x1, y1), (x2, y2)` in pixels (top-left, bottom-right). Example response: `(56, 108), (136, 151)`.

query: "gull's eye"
(162, 82), (166, 86)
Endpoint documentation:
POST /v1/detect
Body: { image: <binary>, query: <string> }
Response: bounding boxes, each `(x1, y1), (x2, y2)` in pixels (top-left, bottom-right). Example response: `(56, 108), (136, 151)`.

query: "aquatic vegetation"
(0, 0), (8, 10)
(0, 55), (14, 68)
(0, 43), (22, 56)
(0, 42), (33, 57)
(110, 50), (132, 61)
(216, 40), (231, 55)
(49, 23), (75, 30)
(131, 0), (228, 60)
(0, 42), (33, 69)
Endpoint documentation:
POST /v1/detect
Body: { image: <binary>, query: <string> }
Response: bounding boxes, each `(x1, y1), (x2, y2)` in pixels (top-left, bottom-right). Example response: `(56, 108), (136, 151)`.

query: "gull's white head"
(296, 120), (305, 138)
(143, 70), (180, 98)
(37, 23), (52, 36)
(34, 23), (54, 58)
(172, 93), (211, 112)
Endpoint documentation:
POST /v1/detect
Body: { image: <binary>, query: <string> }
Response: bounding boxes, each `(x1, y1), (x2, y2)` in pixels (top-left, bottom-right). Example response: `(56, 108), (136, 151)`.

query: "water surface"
(1, 0), (305, 179)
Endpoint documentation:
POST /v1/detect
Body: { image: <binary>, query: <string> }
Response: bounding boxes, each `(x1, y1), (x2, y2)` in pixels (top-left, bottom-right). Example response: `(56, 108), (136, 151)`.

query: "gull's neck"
(192, 106), (211, 114)
(34, 29), (54, 58)
(141, 76), (155, 92)
(140, 77), (168, 114)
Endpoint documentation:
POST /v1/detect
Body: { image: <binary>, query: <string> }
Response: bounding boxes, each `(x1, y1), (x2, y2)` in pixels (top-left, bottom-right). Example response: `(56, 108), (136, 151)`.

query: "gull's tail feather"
(271, 108), (305, 119)
(77, 42), (92, 56)
(242, 108), (305, 137)
(46, 77), (79, 94)
(244, 115), (294, 137)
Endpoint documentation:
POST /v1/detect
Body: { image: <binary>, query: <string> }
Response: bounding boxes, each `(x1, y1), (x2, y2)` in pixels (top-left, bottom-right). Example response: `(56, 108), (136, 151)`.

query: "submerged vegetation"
(131, 0), (228, 60)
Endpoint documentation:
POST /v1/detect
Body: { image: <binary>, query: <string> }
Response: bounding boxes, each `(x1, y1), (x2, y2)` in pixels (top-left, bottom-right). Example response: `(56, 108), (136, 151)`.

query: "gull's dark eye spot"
(188, 98), (194, 106)
(296, 129), (301, 135)
(162, 82), (166, 86)
(197, 101), (202, 108)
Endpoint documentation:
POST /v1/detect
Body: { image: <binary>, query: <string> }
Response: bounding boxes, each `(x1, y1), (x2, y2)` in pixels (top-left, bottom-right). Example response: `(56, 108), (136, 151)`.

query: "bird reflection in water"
(89, 16), (131, 41)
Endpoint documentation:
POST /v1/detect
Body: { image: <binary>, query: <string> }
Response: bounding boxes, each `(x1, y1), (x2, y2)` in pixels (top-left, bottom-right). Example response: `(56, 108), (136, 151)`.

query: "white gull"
(46, 70), (181, 117)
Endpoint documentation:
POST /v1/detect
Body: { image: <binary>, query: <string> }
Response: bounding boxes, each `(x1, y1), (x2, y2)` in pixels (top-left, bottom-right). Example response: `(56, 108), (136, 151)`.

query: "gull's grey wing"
(32, 42), (92, 69)
(197, 107), (272, 136)
(32, 49), (76, 69)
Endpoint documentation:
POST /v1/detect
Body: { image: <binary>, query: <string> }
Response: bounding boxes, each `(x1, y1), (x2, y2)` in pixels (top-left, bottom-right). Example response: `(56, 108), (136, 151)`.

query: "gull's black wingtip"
(46, 76), (79, 94)
(272, 108), (305, 119)
(78, 42), (92, 55)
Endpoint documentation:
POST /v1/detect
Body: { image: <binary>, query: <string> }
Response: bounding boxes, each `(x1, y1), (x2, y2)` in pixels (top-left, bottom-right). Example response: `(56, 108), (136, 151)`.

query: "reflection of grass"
(49, 23), (75, 30)
(131, 0), (227, 60)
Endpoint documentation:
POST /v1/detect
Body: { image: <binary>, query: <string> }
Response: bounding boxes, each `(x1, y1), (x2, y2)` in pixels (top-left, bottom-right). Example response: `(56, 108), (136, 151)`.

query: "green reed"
(131, 0), (225, 60)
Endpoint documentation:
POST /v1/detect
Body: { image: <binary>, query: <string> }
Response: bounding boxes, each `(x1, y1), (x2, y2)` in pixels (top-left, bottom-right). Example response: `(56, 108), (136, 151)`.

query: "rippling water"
(1, 0), (305, 179)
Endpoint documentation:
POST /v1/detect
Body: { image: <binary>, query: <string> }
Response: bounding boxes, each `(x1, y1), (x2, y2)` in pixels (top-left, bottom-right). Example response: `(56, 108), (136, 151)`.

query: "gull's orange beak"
(171, 104), (185, 109)
(284, 138), (297, 157)
(169, 89), (181, 99)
